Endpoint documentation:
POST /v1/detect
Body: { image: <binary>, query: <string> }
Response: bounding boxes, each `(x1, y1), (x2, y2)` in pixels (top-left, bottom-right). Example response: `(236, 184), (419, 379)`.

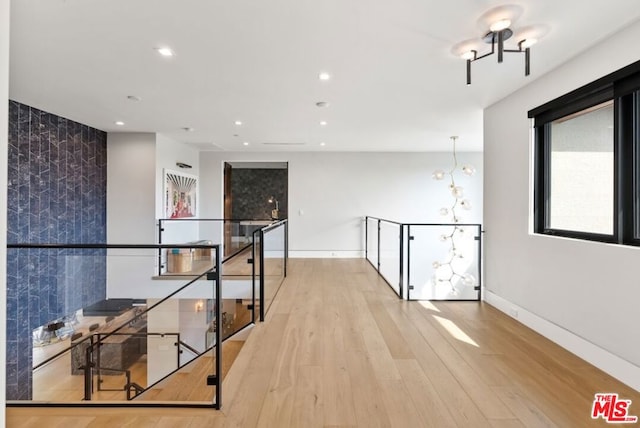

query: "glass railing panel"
(137, 288), (214, 392)
(408, 224), (480, 300)
(379, 221), (401, 296)
(221, 244), (253, 278)
(32, 343), (86, 401)
(158, 219), (272, 275)
(366, 217), (379, 268)
(261, 222), (286, 318)
(226, 219), (272, 257)
(8, 246), (107, 402)
(159, 219), (203, 245)
(8, 244), (221, 406)
(218, 233), (255, 336)
(220, 297), (253, 340)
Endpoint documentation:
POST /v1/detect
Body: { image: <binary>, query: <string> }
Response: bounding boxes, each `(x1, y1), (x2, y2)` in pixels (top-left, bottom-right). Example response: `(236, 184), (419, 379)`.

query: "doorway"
(223, 161), (288, 257)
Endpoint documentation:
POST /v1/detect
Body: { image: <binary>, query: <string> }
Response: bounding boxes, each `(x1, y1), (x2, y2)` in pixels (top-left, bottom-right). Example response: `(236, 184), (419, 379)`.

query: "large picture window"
(530, 60), (640, 245)
(548, 101), (614, 235)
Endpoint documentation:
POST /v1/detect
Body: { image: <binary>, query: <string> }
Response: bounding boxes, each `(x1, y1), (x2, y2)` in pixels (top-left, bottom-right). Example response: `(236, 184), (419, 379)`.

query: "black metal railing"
(9, 217), (290, 407)
(7, 243), (222, 408)
(365, 216), (482, 301)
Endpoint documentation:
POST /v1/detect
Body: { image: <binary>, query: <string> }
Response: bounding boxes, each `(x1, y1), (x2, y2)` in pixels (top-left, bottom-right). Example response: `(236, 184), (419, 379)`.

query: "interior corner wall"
(199, 151), (483, 257)
(106, 133), (156, 300)
(106, 132), (200, 244)
(106, 134), (204, 299)
(106, 133), (156, 244)
(483, 21), (640, 390)
(1, 0), (10, 412)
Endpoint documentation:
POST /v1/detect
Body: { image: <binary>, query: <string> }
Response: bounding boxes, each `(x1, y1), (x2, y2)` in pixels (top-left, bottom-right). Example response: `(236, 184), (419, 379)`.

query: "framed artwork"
(164, 169), (198, 218)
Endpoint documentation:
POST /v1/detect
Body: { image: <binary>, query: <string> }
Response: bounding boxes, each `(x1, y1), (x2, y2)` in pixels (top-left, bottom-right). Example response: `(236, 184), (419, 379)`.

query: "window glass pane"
(549, 101), (614, 234)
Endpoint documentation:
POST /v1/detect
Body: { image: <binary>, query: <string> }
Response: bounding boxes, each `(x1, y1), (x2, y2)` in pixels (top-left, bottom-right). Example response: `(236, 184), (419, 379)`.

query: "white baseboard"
(484, 290), (640, 392)
(288, 250), (364, 258)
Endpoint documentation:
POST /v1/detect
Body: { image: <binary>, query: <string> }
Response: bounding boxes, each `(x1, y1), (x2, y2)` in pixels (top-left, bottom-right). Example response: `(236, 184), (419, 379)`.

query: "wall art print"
(164, 169), (198, 218)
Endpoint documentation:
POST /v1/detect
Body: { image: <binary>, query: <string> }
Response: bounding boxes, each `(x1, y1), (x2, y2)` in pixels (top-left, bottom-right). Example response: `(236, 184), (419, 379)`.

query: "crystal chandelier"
(431, 136), (476, 294)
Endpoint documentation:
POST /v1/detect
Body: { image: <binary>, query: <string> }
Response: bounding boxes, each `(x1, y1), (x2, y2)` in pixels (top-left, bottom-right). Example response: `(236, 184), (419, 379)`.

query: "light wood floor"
(7, 258), (640, 427)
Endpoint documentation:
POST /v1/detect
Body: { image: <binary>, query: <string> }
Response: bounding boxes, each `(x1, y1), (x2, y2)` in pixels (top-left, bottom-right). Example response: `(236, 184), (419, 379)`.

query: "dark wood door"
(223, 162), (233, 257)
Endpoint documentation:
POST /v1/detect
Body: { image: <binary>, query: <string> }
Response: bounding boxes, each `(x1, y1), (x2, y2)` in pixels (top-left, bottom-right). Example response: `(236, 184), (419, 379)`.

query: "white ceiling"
(8, 1), (640, 152)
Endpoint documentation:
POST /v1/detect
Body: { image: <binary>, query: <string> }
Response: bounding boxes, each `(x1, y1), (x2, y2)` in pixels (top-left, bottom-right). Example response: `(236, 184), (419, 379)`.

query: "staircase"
(134, 340), (245, 402)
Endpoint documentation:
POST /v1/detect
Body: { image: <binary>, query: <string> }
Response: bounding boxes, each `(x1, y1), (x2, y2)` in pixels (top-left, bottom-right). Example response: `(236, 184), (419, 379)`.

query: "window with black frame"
(529, 60), (640, 245)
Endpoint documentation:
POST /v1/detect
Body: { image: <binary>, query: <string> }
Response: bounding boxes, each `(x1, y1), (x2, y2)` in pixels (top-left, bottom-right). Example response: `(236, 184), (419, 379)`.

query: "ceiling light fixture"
(455, 6), (545, 85)
(318, 72), (331, 81)
(155, 47), (174, 57)
(115, 121), (125, 126)
(234, 120), (243, 126)
(320, 121), (327, 126)
(320, 142), (326, 146)
(489, 18), (511, 32)
(243, 142), (249, 146)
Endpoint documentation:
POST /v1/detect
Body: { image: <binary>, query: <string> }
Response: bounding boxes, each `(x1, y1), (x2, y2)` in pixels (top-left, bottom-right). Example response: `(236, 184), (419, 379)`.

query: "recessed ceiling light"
(320, 121), (327, 126)
(127, 95), (142, 102)
(319, 72), (331, 81)
(320, 142), (326, 146)
(243, 142), (250, 146)
(155, 47), (174, 57)
(115, 121), (125, 126)
(234, 120), (243, 126)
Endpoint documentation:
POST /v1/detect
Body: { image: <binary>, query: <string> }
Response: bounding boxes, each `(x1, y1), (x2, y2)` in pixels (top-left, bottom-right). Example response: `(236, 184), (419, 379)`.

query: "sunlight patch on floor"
(432, 315), (479, 347)
(418, 300), (441, 312)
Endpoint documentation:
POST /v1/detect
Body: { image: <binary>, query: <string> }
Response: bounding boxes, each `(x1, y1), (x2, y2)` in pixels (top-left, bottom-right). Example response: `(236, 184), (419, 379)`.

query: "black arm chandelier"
(453, 5), (547, 85)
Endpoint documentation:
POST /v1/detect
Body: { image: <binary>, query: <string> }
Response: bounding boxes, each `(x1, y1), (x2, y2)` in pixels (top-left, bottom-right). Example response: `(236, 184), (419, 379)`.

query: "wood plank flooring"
(7, 258), (640, 427)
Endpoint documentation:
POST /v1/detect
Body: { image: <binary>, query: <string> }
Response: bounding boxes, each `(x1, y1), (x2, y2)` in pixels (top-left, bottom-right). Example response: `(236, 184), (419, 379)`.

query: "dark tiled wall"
(6, 101), (107, 400)
(231, 168), (288, 219)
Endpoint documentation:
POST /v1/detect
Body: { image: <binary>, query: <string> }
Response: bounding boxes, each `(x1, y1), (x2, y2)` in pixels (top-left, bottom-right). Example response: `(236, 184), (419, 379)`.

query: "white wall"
(484, 21), (640, 390)
(106, 133), (158, 299)
(0, 0), (10, 414)
(200, 151), (483, 257)
(107, 133), (157, 244)
(106, 133), (205, 298)
(107, 132), (200, 244)
(155, 134), (202, 245)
